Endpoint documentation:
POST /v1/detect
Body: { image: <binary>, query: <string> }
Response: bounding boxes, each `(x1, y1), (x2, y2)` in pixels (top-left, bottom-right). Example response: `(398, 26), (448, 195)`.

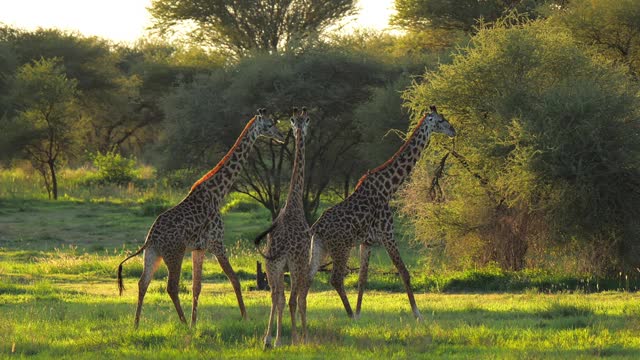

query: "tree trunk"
(343, 173), (350, 199)
(48, 159), (58, 200)
(256, 261), (269, 290)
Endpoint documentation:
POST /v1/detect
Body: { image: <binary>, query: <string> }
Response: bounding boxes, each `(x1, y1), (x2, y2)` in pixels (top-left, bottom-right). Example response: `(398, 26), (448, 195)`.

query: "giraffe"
(308, 105), (456, 321)
(254, 107), (311, 348)
(117, 109), (284, 328)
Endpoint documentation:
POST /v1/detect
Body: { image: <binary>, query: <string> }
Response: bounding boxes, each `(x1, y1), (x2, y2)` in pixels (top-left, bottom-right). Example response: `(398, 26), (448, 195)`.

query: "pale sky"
(0, 0), (397, 44)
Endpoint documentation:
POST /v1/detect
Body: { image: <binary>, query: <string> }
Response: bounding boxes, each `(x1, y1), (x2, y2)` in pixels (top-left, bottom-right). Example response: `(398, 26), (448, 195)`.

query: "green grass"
(1, 277), (640, 358)
(2, 168), (640, 358)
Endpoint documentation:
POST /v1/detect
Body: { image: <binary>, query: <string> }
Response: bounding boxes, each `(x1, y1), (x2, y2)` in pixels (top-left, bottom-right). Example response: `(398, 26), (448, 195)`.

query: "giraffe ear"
(292, 107), (298, 116)
(301, 106), (307, 114)
(429, 105), (437, 113)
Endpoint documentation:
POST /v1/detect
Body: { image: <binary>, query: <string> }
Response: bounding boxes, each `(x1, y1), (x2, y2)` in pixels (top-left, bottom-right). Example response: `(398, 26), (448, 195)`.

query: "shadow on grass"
(2, 294), (637, 358)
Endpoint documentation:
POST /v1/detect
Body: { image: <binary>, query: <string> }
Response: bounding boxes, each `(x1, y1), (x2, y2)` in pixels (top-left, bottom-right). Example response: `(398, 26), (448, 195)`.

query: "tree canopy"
(160, 46), (402, 219)
(400, 17), (640, 272)
(7, 57), (81, 199)
(555, 0), (640, 77)
(149, 0), (358, 57)
(391, 0), (563, 32)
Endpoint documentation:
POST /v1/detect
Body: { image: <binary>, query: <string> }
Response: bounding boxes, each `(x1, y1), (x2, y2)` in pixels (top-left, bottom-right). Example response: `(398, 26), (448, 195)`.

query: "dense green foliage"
(5, 58), (80, 200)
(160, 46), (410, 218)
(90, 151), (138, 185)
(149, 0), (358, 57)
(391, 0), (564, 32)
(401, 17), (640, 272)
(2, 0), (640, 274)
(5, 2), (640, 357)
(555, 0), (640, 77)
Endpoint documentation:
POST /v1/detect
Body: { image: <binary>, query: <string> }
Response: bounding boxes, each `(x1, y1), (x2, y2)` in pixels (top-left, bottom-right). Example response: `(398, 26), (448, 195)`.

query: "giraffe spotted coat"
(309, 106), (456, 320)
(117, 109), (284, 328)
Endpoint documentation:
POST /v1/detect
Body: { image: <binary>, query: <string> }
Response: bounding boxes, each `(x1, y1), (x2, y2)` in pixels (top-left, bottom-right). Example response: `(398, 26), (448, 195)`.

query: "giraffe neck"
(190, 117), (260, 200)
(285, 128), (305, 210)
(358, 116), (433, 200)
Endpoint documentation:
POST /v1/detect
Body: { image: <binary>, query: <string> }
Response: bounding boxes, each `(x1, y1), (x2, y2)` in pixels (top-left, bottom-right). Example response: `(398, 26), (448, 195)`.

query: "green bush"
(90, 151), (137, 185)
(401, 16), (640, 272)
(137, 196), (172, 217)
(220, 193), (262, 214)
(160, 168), (201, 189)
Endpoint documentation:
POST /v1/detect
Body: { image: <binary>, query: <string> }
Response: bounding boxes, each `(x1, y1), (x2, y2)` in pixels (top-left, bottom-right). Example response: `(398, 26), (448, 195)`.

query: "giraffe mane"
(354, 114), (428, 190)
(190, 116), (257, 193)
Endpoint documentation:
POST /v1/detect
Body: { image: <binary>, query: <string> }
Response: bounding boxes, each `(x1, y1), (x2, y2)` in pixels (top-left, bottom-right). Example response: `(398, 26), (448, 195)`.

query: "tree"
(160, 46), (399, 219)
(554, 0), (640, 78)
(114, 40), (227, 155)
(9, 58), (81, 199)
(391, 0), (562, 32)
(148, 0), (358, 57)
(400, 18), (640, 272)
(4, 28), (161, 154)
(0, 25), (19, 118)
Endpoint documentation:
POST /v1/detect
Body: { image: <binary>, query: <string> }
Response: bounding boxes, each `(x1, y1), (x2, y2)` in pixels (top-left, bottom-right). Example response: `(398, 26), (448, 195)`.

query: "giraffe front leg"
(355, 243), (372, 320)
(298, 279), (311, 344)
(275, 280), (285, 347)
(208, 214), (247, 320)
(330, 251), (354, 318)
(263, 266), (284, 349)
(263, 291), (277, 349)
(379, 205), (423, 321)
(215, 249), (247, 320)
(191, 249), (205, 327)
(383, 240), (423, 321)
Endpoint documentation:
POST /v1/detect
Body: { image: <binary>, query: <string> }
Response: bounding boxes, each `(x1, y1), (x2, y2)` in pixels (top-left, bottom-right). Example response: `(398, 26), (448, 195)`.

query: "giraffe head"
(255, 108), (285, 143)
(290, 106), (310, 140)
(426, 105), (456, 137)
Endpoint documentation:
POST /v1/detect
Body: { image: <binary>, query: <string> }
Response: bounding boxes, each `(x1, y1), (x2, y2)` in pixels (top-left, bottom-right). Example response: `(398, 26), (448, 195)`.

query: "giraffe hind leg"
(288, 273), (299, 344)
(165, 252), (187, 324)
(384, 242), (423, 321)
(215, 250), (247, 320)
(135, 247), (162, 328)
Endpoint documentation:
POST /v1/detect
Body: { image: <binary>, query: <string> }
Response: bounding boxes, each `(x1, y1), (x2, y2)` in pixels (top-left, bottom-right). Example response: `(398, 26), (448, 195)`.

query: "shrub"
(90, 151), (137, 185)
(137, 196), (172, 217)
(159, 168), (201, 189)
(220, 193), (262, 214)
(400, 16), (640, 273)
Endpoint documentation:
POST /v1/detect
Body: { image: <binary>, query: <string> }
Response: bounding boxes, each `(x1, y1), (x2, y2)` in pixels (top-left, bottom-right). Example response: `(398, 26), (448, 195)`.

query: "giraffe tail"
(254, 222), (279, 260)
(117, 242), (149, 296)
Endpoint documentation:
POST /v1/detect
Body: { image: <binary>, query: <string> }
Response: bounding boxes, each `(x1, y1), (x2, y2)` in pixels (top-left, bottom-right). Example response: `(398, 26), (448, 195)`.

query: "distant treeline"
(1, 0), (639, 274)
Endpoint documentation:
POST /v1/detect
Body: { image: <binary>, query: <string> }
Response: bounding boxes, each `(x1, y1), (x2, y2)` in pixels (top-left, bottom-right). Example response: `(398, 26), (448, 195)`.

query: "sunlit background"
(0, 0), (396, 43)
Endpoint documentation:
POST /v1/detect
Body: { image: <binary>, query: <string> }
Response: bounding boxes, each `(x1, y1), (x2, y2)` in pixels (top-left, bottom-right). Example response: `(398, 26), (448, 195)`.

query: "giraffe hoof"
(353, 313), (360, 321)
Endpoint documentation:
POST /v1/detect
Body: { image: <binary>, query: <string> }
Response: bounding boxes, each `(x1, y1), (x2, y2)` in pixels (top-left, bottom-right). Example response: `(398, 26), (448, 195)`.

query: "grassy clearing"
(2, 169), (640, 358)
(1, 277), (639, 359)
